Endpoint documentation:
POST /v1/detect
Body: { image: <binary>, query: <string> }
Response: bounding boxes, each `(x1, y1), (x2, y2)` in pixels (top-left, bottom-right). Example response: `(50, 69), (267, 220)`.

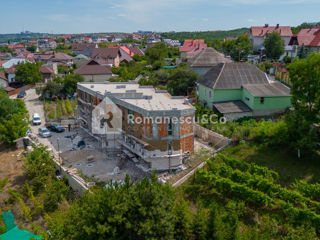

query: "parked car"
(38, 127), (51, 138)
(32, 113), (41, 125)
(17, 90), (26, 98)
(47, 124), (65, 133)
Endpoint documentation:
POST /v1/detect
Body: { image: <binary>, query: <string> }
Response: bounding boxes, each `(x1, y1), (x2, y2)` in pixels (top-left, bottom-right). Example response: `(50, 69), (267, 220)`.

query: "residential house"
(77, 82), (195, 170)
(72, 43), (98, 57)
(289, 26), (320, 55)
(187, 47), (231, 75)
(2, 58), (28, 69)
(198, 62), (291, 120)
(39, 63), (57, 83)
(164, 39), (181, 47)
(179, 39), (207, 57)
(74, 60), (112, 82)
(91, 48), (120, 67)
(5, 66), (16, 83)
(34, 54), (53, 64)
(73, 54), (90, 67)
(37, 39), (57, 50)
(0, 72), (8, 88)
(52, 52), (73, 66)
(249, 24), (293, 50)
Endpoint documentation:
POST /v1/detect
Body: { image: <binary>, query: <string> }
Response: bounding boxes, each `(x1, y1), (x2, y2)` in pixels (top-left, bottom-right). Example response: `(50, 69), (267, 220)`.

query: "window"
(260, 97), (265, 104)
(209, 90), (212, 98)
(204, 88), (207, 97)
(245, 97), (250, 101)
(168, 118), (173, 136)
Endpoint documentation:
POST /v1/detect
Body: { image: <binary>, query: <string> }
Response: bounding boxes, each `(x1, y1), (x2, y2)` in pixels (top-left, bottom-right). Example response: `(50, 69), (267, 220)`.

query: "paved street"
(23, 88), (52, 148)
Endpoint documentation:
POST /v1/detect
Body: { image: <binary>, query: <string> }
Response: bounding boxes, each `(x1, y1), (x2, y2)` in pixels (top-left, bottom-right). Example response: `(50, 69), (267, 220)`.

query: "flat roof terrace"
(78, 82), (195, 113)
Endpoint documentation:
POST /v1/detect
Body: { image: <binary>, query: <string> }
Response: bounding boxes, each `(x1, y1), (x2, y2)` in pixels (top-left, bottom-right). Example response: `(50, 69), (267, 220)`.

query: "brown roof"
(39, 65), (54, 74)
(129, 46), (144, 56)
(0, 71), (7, 81)
(91, 48), (119, 59)
(72, 43), (97, 51)
(6, 66), (16, 74)
(53, 52), (73, 61)
(75, 60), (112, 75)
(250, 24), (292, 37)
(188, 48), (231, 67)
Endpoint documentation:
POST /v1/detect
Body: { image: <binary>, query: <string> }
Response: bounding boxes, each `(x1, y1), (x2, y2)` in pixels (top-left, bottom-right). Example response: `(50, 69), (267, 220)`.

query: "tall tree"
(263, 32), (285, 61)
(167, 67), (199, 96)
(288, 52), (320, 122)
(230, 35), (252, 61)
(298, 43), (307, 59)
(15, 62), (43, 85)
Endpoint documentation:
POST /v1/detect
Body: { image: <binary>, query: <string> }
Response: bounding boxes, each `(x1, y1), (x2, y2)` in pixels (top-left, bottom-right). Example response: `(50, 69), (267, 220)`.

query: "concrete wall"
(241, 87), (255, 109)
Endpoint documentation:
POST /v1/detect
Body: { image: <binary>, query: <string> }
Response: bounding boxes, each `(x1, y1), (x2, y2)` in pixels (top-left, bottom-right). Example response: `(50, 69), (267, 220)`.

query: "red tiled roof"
(179, 39), (207, 53)
(75, 60), (112, 75)
(291, 27), (320, 47)
(250, 24), (292, 37)
(120, 46), (134, 57)
(0, 60), (7, 67)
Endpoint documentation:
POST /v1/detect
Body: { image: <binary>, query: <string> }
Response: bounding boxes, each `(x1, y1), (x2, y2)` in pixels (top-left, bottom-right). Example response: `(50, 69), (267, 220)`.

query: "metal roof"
(198, 62), (269, 89)
(242, 82), (291, 97)
(213, 100), (252, 114)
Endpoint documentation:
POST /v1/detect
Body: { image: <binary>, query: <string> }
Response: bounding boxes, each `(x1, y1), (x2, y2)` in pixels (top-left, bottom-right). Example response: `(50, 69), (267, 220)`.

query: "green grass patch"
(222, 142), (320, 186)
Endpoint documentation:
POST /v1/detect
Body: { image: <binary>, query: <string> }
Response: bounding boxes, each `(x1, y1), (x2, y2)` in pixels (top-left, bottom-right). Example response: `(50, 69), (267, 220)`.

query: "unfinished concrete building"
(77, 82), (195, 171)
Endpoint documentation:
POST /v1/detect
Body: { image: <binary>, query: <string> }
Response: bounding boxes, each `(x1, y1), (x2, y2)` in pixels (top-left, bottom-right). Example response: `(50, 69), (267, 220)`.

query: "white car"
(38, 127), (52, 138)
(32, 113), (41, 125)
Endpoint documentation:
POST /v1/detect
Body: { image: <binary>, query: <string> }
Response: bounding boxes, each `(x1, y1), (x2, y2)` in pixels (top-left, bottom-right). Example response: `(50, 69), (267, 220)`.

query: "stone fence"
(194, 124), (231, 152)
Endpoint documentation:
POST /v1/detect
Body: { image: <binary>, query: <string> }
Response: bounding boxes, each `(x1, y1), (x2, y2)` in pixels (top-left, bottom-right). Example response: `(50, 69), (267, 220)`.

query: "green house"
(197, 62), (291, 120)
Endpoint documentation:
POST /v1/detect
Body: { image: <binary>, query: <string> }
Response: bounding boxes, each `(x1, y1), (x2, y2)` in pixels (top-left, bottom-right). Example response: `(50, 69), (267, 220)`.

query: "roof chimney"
(276, 24), (279, 28)
(264, 24), (269, 28)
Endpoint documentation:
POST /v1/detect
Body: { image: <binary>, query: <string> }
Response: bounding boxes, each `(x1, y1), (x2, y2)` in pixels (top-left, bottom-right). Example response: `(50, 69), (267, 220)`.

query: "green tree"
(15, 62), (43, 85)
(167, 67), (199, 96)
(263, 32), (285, 61)
(62, 74), (84, 96)
(145, 42), (168, 64)
(288, 52), (320, 122)
(26, 45), (37, 53)
(48, 175), (179, 240)
(23, 146), (56, 193)
(0, 113), (28, 145)
(298, 44), (307, 59)
(0, 91), (28, 145)
(230, 35), (252, 61)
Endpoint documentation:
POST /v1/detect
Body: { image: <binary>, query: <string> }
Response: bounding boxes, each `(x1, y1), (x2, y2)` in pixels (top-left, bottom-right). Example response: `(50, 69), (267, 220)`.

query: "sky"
(0, 0), (319, 34)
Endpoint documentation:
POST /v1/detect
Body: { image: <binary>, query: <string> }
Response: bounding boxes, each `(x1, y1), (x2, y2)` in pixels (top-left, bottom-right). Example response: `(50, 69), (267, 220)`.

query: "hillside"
(161, 28), (249, 42)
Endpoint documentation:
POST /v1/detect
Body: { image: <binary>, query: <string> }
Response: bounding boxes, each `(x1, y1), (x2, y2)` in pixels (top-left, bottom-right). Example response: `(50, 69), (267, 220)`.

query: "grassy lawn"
(222, 142), (320, 186)
(44, 99), (77, 120)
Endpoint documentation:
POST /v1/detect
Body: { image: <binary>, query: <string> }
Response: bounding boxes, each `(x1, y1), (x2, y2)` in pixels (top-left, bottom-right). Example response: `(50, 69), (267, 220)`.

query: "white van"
(32, 113), (41, 125)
